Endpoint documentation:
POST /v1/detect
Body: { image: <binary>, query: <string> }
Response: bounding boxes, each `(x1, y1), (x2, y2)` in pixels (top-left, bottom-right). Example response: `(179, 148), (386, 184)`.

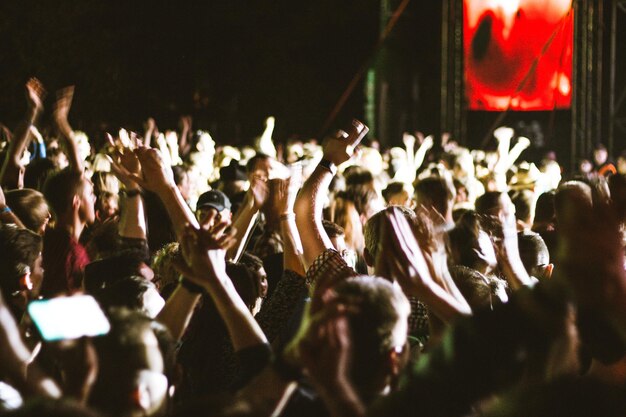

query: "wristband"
(179, 277), (205, 294)
(318, 158), (337, 175)
(119, 188), (141, 198)
(0, 206), (11, 214)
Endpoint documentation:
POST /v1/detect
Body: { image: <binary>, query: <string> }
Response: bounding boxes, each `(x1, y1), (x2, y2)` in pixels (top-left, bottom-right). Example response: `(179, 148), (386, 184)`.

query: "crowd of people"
(0, 78), (625, 416)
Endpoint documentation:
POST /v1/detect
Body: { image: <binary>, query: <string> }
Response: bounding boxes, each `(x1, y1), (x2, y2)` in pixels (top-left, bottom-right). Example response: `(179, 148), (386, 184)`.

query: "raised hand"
(106, 134), (142, 188)
(53, 86), (75, 136)
(129, 147), (175, 193)
(379, 208), (471, 321)
(493, 126), (514, 143)
(25, 78), (45, 115)
(322, 119), (369, 166)
(249, 174), (269, 211)
(179, 212), (236, 285)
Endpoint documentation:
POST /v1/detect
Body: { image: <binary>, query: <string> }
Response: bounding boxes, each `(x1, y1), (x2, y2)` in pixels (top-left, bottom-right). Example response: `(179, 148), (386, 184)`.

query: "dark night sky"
(0, 0), (390, 144)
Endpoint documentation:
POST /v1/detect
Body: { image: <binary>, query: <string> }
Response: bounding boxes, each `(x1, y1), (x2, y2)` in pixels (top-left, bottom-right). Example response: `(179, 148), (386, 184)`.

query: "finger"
(349, 119), (369, 147)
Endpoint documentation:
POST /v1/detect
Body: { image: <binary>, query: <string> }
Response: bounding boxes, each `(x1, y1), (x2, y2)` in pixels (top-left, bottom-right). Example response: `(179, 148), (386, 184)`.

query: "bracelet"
(318, 158), (337, 175)
(0, 206), (11, 214)
(119, 189), (141, 198)
(179, 277), (205, 294)
(280, 212), (295, 221)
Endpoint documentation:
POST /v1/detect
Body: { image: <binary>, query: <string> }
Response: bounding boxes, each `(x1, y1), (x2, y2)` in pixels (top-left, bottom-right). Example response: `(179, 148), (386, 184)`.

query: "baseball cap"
(197, 190), (231, 212)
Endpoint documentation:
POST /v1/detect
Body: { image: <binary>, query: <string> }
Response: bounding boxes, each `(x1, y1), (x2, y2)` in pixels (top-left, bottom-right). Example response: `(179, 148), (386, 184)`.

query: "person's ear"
(19, 272), (33, 291)
(388, 342), (410, 379)
(130, 384), (151, 412)
(72, 194), (81, 211)
(543, 263), (554, 279)
(363, 247), (374, 267)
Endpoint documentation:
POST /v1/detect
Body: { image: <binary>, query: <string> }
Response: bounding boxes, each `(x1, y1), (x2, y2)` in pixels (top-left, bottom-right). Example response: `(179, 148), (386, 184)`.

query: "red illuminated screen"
(464, 0), (573, 111)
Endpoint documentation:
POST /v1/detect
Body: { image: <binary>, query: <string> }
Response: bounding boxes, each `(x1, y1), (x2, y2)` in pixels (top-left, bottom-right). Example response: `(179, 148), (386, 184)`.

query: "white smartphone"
(28, 295), (111, 341)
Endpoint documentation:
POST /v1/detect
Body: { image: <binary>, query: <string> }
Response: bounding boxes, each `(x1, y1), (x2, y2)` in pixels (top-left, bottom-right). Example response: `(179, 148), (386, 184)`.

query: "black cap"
(220, 160), (247, 182)
(197, 190), (231, 212)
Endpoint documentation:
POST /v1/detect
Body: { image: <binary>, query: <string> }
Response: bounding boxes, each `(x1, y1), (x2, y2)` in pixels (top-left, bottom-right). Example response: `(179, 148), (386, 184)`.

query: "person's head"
(554, 181), (592, 226)
(593, 143), (608, 166)
(510, 189), (535, 231)
(24, 157), (57, 191)
(415, 176), (456, 223)
(151, 243), (183, 301)
(329, 193), (365, 254)
(533, 191), (556, 228)
(91, 171), (120, 196)
(382, 182), (413, 207)
(363, 206), (416, 270)
(84, 255), (155, 294)
(91, 309), (173, 417)
(517, 231), (553, 280)
(4, 188), (51, 235)
(475, 191), (513, 218)
(322, 220), (356, 269)
(246, 153), (272, 181)
(315, 276), (411, 399)
(449, 265), (508, 310)
(235, 252), (268, 315)
(195, 190), (232, 227)
(95, 191), (119, 222)
(172, 165), (191, 202)
(94, 275), (165, 319)
(43, 168), (96, 226)
(343, 167), (385, 221)
(0, 224), (43, 318)
(447, 210), (497, 274)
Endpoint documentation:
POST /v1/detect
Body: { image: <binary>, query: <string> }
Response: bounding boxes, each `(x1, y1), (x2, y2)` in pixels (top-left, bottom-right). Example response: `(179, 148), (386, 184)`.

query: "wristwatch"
(318, 158), (337, 175)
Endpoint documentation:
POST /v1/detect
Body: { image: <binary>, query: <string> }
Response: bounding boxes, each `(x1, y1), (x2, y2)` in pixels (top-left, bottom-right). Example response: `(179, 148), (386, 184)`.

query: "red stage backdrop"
(464, 0), (573, 111)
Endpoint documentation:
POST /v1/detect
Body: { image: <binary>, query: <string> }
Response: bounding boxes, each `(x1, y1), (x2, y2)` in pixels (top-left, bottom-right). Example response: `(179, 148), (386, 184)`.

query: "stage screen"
(464, 0), (573, 111)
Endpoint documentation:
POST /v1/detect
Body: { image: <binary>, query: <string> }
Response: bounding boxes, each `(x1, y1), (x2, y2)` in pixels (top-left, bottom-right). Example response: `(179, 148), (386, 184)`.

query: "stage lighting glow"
(464, 0), (574, 111)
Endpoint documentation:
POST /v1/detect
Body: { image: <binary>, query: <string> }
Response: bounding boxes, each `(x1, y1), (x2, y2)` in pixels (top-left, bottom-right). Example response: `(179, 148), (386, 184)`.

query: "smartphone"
(28, 295), (110, 342)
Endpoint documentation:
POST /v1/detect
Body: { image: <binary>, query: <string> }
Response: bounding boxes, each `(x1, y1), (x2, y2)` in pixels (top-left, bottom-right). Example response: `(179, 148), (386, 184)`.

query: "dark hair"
(511, 190), (534, 224)
(475, 191), (506, 216)
(322, 219), (345, 239)
(382, 182), (407, 203)
(43, 168), (84, 218)
(534, 191), (556, 224)
(447, 210), (486, 270)
(24, 157), (56, 191)
(245, 153), (271, 174)
(172, 165), (188, 186)
(415, 176), (456, 217)
(94, 275), (157, 314)
(449, 265), (507, 310)
(517, 231), (549, 275)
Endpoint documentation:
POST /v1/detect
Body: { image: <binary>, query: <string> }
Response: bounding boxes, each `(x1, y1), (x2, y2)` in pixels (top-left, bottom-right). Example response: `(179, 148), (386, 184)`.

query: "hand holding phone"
(322, 119), (369, 166)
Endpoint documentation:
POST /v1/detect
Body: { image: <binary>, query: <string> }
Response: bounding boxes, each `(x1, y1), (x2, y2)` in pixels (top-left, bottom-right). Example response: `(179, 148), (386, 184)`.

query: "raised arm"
(294, 120), (368, 268)
(226, 175), (268, 262)
(53, 86), (83, 174)
(380, 208), (472, 323)
(179, 213), (267, 351)
(130, 147), (199, 240)
(0, 78), (45, 189)
(107, 140), (147, 240)
(277, 168), (305, 275)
